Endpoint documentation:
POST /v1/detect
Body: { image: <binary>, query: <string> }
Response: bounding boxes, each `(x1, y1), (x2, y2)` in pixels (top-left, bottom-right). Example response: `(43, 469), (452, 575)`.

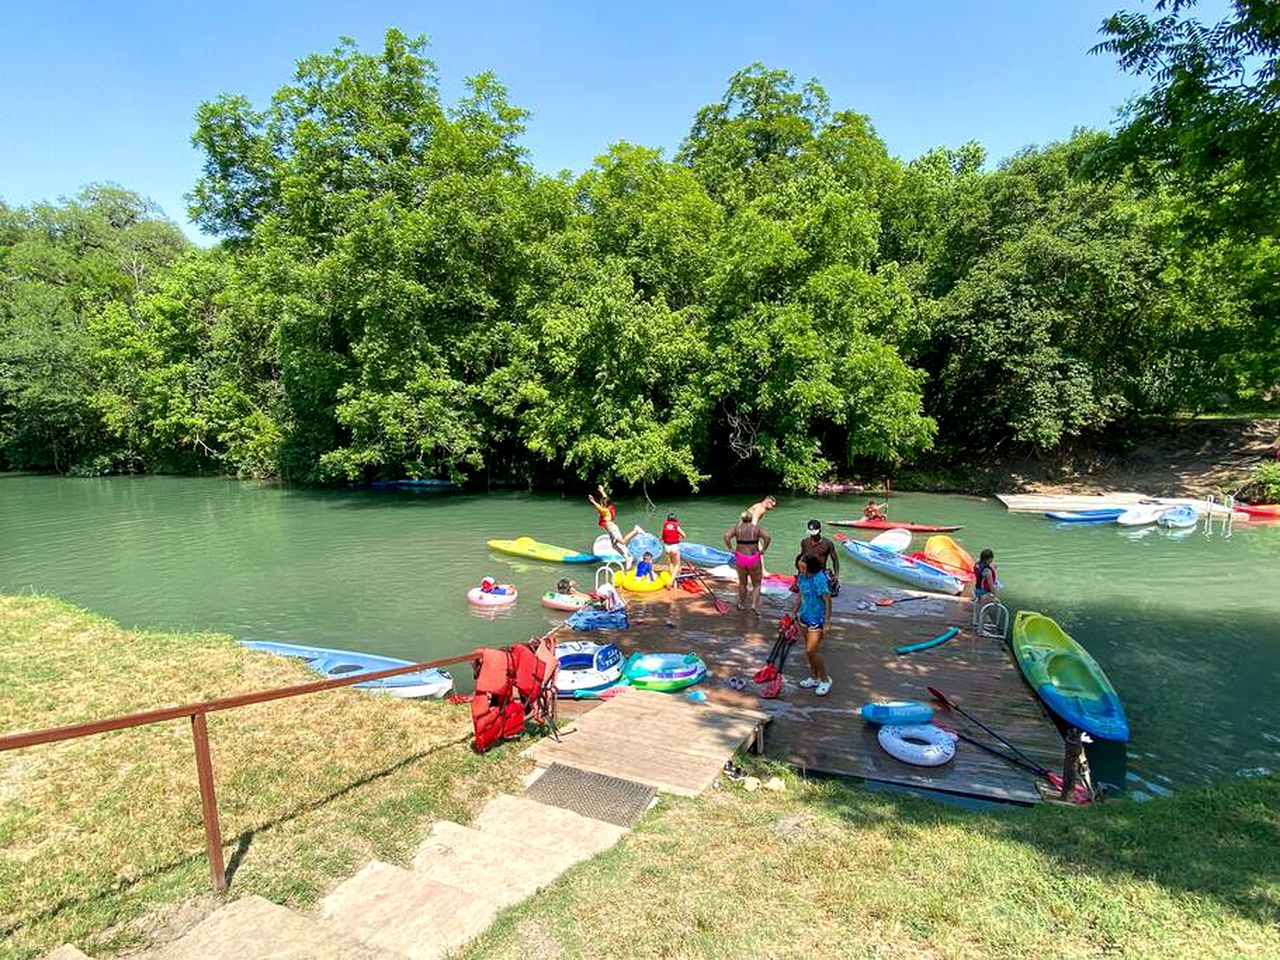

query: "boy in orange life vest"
(660, 512), (685, 586)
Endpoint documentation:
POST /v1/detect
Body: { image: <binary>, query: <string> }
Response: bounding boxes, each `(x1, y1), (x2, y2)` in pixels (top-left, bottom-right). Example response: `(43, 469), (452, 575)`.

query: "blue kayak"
(860, 700), (934, 725)
(677, 541), (734, 566)
(1043, 508), (1126, 523)
(1156, 505), (1198, 528)
(239, 640), (454, 698)
(842, 538), (965, 594)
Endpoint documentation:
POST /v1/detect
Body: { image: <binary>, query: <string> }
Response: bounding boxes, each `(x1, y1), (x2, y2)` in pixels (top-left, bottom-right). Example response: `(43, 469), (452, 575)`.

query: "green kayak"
(1011, 610), (1129, 742)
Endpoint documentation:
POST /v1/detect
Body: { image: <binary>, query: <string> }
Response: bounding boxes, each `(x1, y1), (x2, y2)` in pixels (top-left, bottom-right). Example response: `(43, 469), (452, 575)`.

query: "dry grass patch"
(0, 595), (523, 960)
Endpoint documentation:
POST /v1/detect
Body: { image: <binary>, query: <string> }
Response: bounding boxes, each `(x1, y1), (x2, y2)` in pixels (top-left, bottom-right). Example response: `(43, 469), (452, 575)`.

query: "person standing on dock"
(792, 554), (833, 696)
(799, 520), (840, 597)
(724, 511), (770, 614)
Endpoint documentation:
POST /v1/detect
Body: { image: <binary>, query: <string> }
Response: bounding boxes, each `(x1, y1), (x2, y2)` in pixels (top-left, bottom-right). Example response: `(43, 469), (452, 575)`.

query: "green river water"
(3, 474), (1277, 796)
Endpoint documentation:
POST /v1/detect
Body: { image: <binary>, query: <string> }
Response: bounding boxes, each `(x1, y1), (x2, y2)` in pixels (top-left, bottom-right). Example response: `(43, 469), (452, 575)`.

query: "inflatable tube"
(877, 724), (957, 767)
(467, 585), (518, 607)
(565, 608), (629, 631)
(541, 591), (590, 612)
(555, 641), (624, 695)
(895, 626), (961, 656)
(622, 652), (707, 691)
(860, 700), (934, 725)
(613, 568), (673, 593)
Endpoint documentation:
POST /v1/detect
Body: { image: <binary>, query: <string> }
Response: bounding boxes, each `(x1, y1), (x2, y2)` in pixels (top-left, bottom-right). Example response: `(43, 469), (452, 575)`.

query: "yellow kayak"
(486, 537), (599, 564)
(613, 569), (674, 592)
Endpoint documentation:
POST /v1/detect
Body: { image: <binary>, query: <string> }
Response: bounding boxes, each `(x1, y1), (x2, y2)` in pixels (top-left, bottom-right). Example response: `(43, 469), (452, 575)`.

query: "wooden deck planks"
(528, 689), (769, 796)
(588, 582), (1066, 804)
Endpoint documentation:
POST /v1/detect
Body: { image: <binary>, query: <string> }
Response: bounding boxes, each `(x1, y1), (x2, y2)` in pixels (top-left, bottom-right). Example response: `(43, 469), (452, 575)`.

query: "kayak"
(566, 608), (629, 631)
(1116, 505), (1164, 526)
(868, 528), (912, 553)
(622, 652), (707, 692)
(922, 535), (973, 573)
(239, 640), (454, 699)
(487, 537), (599, 563)
(1156, 505), (1198, 528)
(816, 481), (864, 495)
(555, 641), (624, 696)
(842, 538), (965, 595)
(828, 519), (964, 533)
(1011, 611), (1129, 742)
(1235, 502), (1280, 518)
(541, 591), (591, 611)
(613, 568), (673, 592)
(677, 541), (734, 566)
(1043, 509), (1126, 523)
(860, 700), (934, 725)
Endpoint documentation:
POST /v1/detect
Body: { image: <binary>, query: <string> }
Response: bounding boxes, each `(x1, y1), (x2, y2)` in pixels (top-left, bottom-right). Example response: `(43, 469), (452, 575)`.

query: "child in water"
(973, 549), (998, 600)
(479, 576), (510, 595)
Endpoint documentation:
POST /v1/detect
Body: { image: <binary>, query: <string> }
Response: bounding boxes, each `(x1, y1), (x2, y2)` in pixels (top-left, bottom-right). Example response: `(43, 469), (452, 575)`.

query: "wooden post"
(190, 712), (227, 892)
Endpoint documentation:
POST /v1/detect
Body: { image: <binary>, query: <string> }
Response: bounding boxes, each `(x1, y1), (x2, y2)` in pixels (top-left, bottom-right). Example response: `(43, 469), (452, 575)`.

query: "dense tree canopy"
(1, 20), (1275, 488)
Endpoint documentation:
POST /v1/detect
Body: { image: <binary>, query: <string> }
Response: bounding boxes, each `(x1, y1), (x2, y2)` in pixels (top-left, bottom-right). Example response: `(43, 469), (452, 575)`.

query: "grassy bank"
(3, 597), (1278, 959)
(467, 762), (1280, 958)
(0, 595), (524, 960)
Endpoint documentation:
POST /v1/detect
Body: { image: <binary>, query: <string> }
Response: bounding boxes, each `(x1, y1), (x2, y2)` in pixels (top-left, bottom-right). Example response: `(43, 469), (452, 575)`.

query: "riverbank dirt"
(910, 418), (1279, 497)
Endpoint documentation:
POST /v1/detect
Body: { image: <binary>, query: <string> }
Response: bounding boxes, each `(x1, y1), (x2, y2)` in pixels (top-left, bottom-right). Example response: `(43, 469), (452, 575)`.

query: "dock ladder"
(973, 598), (1010, 640)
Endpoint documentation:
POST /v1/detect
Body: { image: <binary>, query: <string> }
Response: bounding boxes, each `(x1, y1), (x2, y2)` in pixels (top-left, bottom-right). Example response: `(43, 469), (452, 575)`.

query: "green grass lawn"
(467, 763), (1280, 958)
(3, 596), (1277, 959)
(0, 595), (525, 960)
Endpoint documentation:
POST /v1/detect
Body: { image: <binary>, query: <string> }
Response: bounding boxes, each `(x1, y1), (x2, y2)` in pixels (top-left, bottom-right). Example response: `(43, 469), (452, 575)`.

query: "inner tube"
(541, 591), (590, 612)
(895, 627), (960, 656)
(555, 641), (624, 695)
(466, 585), (517, 607)
(877, 724), (956, 767)
(622, 652), (707, 691)
(613, 568), (673, 593)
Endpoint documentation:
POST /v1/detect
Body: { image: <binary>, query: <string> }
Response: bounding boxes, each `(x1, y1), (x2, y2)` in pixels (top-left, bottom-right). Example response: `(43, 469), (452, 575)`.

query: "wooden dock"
(529, 689), (768, 796)
(582, 582), (1066, 805)
(996, 491), (1244, 519)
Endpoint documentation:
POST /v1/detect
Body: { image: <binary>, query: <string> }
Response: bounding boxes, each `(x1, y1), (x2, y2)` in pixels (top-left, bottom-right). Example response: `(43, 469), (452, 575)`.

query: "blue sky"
(1, 1), (1192, 239)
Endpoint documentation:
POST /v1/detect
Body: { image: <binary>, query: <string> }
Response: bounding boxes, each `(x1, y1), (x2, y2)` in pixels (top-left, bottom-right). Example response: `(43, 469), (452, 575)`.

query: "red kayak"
(1236, 503), (1280, 519)
(828, 519), (965, 533)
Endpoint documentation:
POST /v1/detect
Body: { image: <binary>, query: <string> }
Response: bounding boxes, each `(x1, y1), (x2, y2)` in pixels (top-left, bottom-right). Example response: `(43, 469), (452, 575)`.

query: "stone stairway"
(43, 794), (628, 960)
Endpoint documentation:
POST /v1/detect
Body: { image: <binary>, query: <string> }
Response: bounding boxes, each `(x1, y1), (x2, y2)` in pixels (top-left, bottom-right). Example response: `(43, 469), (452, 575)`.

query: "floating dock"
(568, 582), (1066, 805)
(996, 491), (1244, 519)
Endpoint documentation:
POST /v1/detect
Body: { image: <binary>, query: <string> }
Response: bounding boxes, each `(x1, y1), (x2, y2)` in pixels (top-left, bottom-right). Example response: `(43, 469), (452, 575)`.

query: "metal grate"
(524, 763), (656, 827)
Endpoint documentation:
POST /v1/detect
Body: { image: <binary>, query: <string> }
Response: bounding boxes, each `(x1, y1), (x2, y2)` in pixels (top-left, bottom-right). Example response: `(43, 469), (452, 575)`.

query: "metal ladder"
(595, 561), (624, 592)
(973, 597), (1010, 640)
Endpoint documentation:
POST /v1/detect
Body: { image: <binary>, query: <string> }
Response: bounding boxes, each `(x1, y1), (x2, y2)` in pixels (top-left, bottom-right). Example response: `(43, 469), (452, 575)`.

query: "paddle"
(927, 685), (1047, 776)
(686, 562), (729, 614)
(875, 595), (929, 607)
(934, 723), (1054, 780)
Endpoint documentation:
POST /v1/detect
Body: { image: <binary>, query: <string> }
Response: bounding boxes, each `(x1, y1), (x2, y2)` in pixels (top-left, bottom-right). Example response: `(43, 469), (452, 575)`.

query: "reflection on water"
(2, 475), (1277, 791)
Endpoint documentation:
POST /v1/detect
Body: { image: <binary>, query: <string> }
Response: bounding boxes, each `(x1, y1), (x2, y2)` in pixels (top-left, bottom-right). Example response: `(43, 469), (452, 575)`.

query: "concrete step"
(411, 821), (576, 907)
(469, 793), (627, 860)
(144, 895), (397, 960)
(321, 860), (503, 960)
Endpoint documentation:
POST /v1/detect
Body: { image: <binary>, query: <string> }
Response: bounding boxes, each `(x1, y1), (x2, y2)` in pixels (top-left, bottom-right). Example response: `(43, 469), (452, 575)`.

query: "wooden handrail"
(0, 649), (478, 891)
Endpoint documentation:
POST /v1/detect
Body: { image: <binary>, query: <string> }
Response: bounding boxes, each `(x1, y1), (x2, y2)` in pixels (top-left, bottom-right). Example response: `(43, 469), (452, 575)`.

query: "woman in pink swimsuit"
(724, 511), (771, 613)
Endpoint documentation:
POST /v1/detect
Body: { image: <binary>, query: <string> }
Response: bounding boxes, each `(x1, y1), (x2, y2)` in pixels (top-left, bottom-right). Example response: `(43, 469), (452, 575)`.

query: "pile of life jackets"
(471, 635), (559, 753)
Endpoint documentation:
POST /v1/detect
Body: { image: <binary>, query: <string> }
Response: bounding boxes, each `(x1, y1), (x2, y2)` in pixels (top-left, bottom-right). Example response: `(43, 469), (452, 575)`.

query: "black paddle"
(927, 685), (1049, 777)
(935, 724), (1055, 780)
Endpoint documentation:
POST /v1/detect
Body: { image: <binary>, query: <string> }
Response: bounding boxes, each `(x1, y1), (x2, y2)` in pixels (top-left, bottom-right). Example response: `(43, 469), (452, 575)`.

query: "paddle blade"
(926, 685), (955, 708)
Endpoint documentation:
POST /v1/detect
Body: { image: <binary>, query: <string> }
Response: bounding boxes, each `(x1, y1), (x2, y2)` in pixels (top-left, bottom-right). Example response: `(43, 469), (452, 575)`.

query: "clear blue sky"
(1, 1), (1190, 240)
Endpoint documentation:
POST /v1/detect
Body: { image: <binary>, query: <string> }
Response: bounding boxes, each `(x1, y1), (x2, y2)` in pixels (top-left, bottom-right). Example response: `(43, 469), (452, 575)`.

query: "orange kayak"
(907, 535), (976, 582)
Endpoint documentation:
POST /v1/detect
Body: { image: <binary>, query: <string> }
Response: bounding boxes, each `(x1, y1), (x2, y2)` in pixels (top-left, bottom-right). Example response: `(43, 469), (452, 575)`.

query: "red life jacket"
(661, 520), (681, 545)
(470, 638), (560, 753)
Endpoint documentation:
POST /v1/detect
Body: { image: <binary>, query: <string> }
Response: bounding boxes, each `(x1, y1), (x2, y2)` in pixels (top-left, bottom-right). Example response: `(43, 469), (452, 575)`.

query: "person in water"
(862, 499), (888, 521)
(636, 551), (657, 581)
(479, 576), (510, 596)
(724, 510), (771, 614)
(660, 512), (685, 586)
(973, 549), (998, 601)
(595, 580), (626, 612)
(746, 495), (777, 525)
(588, 485), (641, 561)
(799, 519), (840, 597)
(556, 577), (593, 603)
(792, 554), (833, 696)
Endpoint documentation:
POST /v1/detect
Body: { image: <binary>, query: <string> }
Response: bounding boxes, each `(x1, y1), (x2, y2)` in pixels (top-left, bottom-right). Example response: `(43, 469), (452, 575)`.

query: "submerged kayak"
(842, 538), (965, 595)
(240, 640), (454, 699)
(829, 519), (964, 533)
(678, 541), (734, 566)
(488, 537), (599, 563)
(1011, 611), (1129, 742)
(1044, 508), (1126, 523)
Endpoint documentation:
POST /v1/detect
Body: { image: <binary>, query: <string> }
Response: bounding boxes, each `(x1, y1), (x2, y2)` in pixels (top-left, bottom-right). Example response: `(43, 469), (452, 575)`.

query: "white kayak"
(868, 528), (912, 553)
(1116, 505), (1164, 526)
